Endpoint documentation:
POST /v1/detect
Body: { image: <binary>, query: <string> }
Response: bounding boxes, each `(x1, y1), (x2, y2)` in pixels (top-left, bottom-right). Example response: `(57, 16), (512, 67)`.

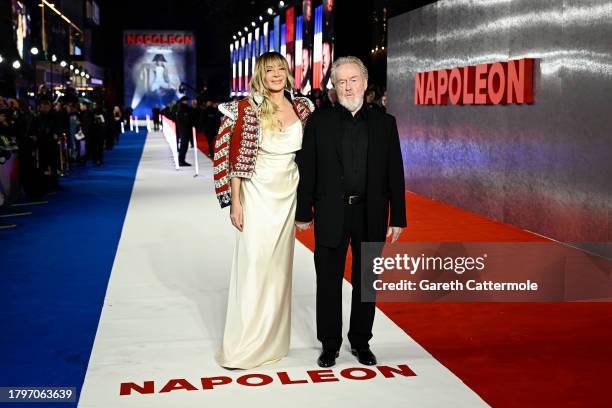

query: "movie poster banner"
(231, 43), (236, 95)
(300, 0), (313, 94)
(123, 31), (196, 117)
(313, 5), (323, 90)
(321, 0), (335, 89)
(239, 37), (245, 93)
(251, 32), (257, 85)
(285, 6), (295, 75)
(295, 15), (303, 89)
(273, 15), (281, 52)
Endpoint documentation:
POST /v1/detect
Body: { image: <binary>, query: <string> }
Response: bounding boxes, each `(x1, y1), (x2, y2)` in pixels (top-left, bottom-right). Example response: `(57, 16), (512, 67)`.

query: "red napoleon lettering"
(414, 58), (534, 105)
(118, 364), (417, 395)
(125, 34), (193, 46)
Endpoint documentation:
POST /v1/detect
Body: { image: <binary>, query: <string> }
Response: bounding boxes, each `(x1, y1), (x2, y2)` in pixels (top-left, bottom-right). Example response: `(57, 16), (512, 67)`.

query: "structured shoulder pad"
(294, 96), (315, 113)
(218, 101), (239, 120)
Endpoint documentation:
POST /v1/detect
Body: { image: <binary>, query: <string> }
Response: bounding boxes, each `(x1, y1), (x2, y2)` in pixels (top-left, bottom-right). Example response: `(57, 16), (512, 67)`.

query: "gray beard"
(338, 96), (364, 113)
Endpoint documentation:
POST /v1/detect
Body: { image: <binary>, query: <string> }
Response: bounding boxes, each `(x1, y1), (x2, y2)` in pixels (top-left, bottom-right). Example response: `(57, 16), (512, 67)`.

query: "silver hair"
(330, 56), (368, 85)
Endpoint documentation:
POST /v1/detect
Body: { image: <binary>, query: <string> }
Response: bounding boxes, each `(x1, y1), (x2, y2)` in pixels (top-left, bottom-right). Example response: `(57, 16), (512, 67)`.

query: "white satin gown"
(215, 120), (303, 369)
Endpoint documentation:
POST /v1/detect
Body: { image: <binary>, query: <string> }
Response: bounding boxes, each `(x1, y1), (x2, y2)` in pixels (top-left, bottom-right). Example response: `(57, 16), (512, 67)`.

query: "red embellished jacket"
(213, 95), (315, 208)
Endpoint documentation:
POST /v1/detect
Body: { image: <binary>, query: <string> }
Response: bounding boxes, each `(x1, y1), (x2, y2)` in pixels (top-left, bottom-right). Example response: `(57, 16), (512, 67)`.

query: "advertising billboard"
(123, 31), (196, 117)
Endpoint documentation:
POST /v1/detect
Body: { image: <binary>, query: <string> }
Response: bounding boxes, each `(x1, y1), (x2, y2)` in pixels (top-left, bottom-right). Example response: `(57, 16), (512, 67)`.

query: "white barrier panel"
(192, 127), (199, 177)
(161, 115), (180, 170)
(146, 115), (151, 131)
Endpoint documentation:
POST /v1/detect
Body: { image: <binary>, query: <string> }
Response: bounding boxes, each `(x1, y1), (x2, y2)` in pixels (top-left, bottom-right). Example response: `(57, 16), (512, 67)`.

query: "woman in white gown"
(214, 52), (314, 369)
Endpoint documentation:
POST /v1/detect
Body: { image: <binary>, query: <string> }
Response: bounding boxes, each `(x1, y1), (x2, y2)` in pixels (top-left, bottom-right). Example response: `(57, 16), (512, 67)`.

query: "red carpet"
(296, 192), (612, 408)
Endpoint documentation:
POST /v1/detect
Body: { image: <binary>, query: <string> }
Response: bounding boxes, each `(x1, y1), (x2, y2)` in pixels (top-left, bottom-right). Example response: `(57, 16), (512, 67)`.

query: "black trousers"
(314, 201), (378, 350)
(91, 133), (105, 164)
(204, 127), (216, 155)
(18, 149), (43, 199)
(178, 132), (190, 163)
(105, 129), (115, 150)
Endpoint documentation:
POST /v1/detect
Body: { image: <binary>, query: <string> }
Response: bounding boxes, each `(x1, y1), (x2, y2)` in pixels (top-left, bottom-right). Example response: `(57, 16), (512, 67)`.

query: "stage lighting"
(85, 73), (90, 79)
(267, 7), (274, 15)
(60, 60), (67, 67)
(244, 26), (249, 32)
(69, 64), (74, 70)
(238, 31), (242, 36)
(12, 60), (21, 69)
(233, 35), (236, 40)
(0, 55), (3, 63)
(30, 47), (39, 55)
(51, 54), (57, 62)
(259, 15), (263, 21)
(80, 71), (85, 77)
(251, 21), (256, 27)
(279, 1), (285, 7)
(75, 68), (80, 74)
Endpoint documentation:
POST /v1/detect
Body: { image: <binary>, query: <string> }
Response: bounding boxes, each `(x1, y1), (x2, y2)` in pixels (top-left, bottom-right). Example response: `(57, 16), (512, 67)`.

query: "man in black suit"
(201, 101), (219, 157)
(296, 56), (406, 368)
(176, 96), (192, 167)
(152, 106), (160, 131)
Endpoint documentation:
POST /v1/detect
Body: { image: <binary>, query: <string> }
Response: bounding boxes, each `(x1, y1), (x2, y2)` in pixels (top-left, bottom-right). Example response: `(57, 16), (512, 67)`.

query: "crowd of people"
(1, 83), (387, 205)
(151, 83), (387, 166)
(0, 85), (124, 204)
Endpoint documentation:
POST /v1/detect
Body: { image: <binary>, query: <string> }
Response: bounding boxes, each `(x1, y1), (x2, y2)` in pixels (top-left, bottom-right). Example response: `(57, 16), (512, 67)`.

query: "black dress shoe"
(179, 161), (192, 167)
(317, 349), (339, 368)
(351, 347), (377, 366)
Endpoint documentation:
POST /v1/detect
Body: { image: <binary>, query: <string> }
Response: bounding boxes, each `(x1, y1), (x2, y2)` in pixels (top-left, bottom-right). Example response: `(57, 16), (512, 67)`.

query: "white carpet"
(77, 131), (488, 407)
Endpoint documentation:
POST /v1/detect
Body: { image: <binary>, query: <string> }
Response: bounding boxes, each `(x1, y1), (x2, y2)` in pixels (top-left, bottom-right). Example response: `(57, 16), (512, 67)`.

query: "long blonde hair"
(248, 52), (295, 132)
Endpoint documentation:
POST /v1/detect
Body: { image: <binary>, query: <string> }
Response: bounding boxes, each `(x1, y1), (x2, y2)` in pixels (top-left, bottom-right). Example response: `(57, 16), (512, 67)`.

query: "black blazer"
(296, 105), (407, 248)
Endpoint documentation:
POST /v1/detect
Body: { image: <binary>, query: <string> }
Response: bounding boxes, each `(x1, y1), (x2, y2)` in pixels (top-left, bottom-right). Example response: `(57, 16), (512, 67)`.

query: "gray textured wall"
(387, 0), (611, 254)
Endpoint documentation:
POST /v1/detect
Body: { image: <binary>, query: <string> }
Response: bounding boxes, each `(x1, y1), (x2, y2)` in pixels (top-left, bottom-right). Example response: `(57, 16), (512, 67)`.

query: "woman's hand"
(296, 221), (312, 231)
(230, 201), (244, 231)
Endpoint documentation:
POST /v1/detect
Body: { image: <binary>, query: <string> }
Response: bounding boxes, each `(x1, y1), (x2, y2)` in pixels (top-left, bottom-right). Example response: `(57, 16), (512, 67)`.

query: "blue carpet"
(0, 130), (147, 407)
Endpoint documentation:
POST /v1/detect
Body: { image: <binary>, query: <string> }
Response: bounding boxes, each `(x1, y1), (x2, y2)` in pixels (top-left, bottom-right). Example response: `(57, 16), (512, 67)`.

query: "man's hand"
(386, 226), (404, 243)
(296, 221), (312, 231)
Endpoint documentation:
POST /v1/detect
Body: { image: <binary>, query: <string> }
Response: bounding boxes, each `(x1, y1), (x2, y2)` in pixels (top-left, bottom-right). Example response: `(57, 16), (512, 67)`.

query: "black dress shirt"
(339, 104), (368, 195)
